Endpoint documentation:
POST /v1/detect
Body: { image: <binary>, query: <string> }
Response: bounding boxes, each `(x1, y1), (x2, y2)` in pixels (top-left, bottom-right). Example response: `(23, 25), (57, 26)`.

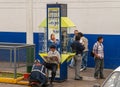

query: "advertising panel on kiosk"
(47, 7), (60, 52)
(47, 5), (61, 78)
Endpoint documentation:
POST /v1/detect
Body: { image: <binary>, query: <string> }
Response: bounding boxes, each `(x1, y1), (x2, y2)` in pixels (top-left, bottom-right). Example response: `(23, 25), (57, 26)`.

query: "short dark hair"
(74, 30), (78, 32)
(50, 45), (56, 49)
(75, 35), (80, 41)
(78, 32), (83, 37)
(97, 36), (103, 41)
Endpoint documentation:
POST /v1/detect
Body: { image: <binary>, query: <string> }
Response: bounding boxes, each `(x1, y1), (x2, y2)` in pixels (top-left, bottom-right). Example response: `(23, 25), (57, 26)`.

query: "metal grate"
(0, 43), (35, 78)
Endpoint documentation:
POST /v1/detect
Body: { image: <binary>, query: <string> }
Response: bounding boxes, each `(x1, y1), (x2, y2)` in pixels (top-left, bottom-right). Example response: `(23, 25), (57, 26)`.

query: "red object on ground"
(23, 73), (30, 80)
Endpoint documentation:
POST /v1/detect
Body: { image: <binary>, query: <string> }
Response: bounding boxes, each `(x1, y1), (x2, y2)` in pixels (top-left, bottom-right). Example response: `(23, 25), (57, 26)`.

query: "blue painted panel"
(0, 49), (11, 61)
(0, 32), (26, 43)
(85, 34), (120, 69)
(33, 33), (44, 62)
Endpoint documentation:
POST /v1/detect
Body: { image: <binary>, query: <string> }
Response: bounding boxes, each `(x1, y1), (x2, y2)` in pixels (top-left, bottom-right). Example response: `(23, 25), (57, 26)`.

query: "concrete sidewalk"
(0, 68), (113, 87)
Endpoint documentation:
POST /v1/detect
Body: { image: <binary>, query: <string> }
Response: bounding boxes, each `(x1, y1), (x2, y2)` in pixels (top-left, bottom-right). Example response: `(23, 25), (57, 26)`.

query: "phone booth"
(39, 3), (76, 82)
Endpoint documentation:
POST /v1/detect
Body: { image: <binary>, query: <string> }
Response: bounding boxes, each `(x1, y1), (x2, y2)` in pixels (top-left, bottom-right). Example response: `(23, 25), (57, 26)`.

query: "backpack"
(90, 51), (94, 57)
(90, 43), (99, 57)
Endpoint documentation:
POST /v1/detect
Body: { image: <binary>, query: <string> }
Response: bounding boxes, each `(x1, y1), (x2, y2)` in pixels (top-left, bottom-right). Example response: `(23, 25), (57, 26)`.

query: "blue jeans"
(69, 57), (75, 67)
(81, 51), (88, 68)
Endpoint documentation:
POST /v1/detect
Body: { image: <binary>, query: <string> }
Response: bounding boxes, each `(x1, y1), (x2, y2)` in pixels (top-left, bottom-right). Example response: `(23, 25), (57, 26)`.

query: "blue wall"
(85, 34), (120, 69)
(0, 32), (120, 69)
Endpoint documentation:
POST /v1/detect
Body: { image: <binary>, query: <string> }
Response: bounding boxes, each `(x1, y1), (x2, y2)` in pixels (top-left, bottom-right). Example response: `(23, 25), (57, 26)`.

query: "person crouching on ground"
(44, 45), (60, 85)
(29, 59), (48, 87)
(71, 35), (85, 80)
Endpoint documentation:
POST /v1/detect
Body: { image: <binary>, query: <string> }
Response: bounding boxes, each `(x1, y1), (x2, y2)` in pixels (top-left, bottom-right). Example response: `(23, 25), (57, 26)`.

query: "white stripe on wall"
(0, 0), (120, 34)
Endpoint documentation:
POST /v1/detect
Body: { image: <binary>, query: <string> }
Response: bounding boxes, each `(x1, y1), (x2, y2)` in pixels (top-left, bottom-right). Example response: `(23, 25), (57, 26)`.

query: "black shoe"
(79, 76), (83, 79)
(42, 84), (49, 87)
(69, 65), (74, 68)
(48, 84), (53, 87)
(94, 76), (99, 79)
(100, 77), (105, 79)
(74, 77), (83, 80)
(74, 78), (82, 80)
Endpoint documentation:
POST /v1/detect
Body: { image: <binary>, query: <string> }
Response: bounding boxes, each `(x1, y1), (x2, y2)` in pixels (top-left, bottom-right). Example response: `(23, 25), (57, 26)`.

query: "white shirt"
(48, 50), (60, 64)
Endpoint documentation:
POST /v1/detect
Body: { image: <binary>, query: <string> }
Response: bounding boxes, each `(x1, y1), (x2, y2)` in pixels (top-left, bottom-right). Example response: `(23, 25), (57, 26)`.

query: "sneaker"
(69, 65), (74, 68)
(80, 68), (84, 72)
(80, 67), (86, 72)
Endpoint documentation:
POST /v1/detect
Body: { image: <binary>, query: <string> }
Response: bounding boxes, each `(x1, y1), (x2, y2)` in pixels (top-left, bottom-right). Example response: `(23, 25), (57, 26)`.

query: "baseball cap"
(34, 59), (40, 63)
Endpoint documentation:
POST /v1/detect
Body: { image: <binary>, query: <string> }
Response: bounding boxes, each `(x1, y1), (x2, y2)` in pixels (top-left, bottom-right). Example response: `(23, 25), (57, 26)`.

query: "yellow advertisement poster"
(48, 8), (60, 52)
(47, 7), (60, 78)
(48, 8), (60, 29)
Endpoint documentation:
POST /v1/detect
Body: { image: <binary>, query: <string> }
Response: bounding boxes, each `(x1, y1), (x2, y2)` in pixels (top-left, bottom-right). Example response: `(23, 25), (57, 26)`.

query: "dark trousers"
(94, 58), (104, 78)
(29, 71), (47, 85)
(44, 63), (57, 84)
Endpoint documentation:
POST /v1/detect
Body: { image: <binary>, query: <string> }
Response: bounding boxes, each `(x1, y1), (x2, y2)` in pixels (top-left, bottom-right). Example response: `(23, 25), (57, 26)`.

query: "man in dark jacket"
(29, 59), (48, 87)
(71, 35), (85, 80)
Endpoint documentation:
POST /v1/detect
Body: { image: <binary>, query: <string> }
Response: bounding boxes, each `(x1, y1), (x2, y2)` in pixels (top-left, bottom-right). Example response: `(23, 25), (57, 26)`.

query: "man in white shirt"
(44, 45), (60, 85)
(78, 32), (89, 71)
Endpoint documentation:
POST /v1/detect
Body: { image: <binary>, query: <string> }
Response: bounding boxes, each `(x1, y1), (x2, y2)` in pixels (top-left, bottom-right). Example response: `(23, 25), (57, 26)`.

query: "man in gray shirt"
(71, 35), (85, 80)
